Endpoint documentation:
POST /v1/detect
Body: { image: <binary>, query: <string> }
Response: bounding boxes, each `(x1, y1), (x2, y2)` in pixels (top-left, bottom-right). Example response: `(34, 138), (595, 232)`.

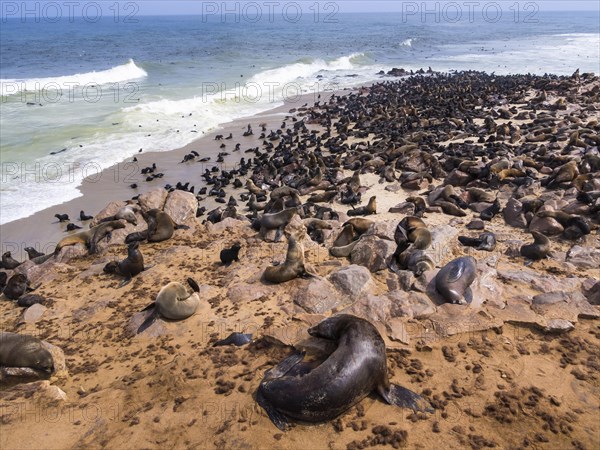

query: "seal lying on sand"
(435, 256), (477, 304)
(0, 332), (54, 373)
(263, 234), (316, 284)
(257, 315), (431, 430)
(137, 278), (200, 333)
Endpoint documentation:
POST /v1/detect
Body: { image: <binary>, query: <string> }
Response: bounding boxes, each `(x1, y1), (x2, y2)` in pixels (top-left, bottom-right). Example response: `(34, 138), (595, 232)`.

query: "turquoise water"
(1, 11), (599, 224)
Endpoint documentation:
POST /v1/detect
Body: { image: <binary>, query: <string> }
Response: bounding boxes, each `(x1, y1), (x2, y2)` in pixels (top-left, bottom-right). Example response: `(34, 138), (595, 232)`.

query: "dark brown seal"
(520, 231), (551, 260)
(435, 256), (477, 304)
(0, 332), (54, 373)
(103, 241), (146, 286)
(257, 314), (431, 430)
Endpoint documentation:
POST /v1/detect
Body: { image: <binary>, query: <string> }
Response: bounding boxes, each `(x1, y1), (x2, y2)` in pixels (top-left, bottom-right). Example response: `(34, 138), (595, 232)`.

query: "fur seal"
(263, 234), (312, 284)
(257, 314), (431, 430)
(347, 196), (377, 217)
(342, 218), (374, 235)
(0, 272), (7, 293)
(24, 247), (44, 259)
(1, 251), (22, 270)
(0, 332), (54, 373)
(260, 208), (298, 230)
(125, 209), (188, 243)
(3, 274), (31, 300)
(397, 247), (435, 276)
(137, 278), (200, 333)
(99, 204), (140, 226)
(103, 241), (146, 286)
(480, 198), (501, 221)
(520, 231), (551, 260)
(435, 256), (477, 305)
(220, 243), (241, 266)
(458, 232), (497, 252)
(395, 216), (431, 253)
(54, 220), (125, 256)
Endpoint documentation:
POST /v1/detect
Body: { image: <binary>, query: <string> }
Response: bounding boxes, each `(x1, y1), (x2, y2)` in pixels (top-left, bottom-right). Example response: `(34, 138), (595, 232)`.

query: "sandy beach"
(1, 71), (599, 450)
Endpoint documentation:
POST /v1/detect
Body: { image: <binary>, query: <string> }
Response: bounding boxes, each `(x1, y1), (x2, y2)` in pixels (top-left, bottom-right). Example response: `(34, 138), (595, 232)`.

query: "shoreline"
(0, 85), (355, 261)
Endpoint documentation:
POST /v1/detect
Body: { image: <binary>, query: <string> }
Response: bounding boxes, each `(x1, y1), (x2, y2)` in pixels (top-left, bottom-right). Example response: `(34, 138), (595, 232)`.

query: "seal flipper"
(126, 230), (149, 244)
(264, 350), (305, 379)
(379, 383), (433, 414)
(273, 227), (284, 243)
(174, 223), (190, 230)
(119, 276), (132, 288)
(257, 388), (290, 431)
(187, 278), (200, 293)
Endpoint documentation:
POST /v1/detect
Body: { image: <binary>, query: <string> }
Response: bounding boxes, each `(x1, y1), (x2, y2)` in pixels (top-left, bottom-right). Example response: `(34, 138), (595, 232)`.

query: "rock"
(532, 291), (569, 305)
(389, 202), (415, 215)
(350, 235), (396, 272)
(386, 318), (410, 344)
(466, 220), (485, 230)
(54, 243), (88, 263)
(340, 293), (391, 323)
(470, 264), (505, 309)
(427, 225), (460, 265)
(445, 169), (472, 186)
(227, 283), (273, 304)
(293, 278), (343, 314)
(364, 220), (396, 241)
(207, 217), (248, 235)
(18, 303), (47, 324)
(138, 187), (168, 212)
(89, 200), (126, 227)
(389, 291), (436, 319)
(497, 267), (582, 293)
(561, 201), (589, 215)
(396, 270), (416, 291)
(0, 380), (67, 402)
(328, 265), (374, 298)
(14, 260), (56, 286)
(469, 202), (493, 213)
(43, 341), (67, 374)
(566, 245), (600, 269)
(529, 216), (564, 235)
(582, 280), (600, 305)
(503, 197), (528, 228)
(127, 310), (182, 338)
(544, 319), (574, 333)
(385, 183), (402, 192)
(163, 190), (198, 224)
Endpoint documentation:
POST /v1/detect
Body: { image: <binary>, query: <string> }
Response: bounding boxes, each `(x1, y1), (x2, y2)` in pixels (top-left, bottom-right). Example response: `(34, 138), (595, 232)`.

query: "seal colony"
(1, 70), (599, 449)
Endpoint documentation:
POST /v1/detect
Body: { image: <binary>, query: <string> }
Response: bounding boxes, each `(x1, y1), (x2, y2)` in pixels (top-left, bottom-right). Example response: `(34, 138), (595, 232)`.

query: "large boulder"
(503, 197), (528, 228)
(293, 278), (343, 314)
(90, 200), (126, 227)
(528, 216), (563, 236)
(138, 187), (168, 212)
(566, 245), (600, 270)
(350, 235), (396, 272)
(328, 265), (374, 298)
(163, 190), (198, 225)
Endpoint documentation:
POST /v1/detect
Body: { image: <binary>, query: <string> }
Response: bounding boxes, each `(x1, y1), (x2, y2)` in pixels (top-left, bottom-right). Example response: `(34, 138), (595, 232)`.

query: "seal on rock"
(126, 209), (189, 243)
(263, 234), (314, 284)
(520, 231), (551, 260)
(2, 274), (31, 300)
(137, 278), (200, 333)
(257, 314), (431, 430)
(54, 220), (125, 256)
(0, 332), (54, 373)
(435, 256), (477, 304)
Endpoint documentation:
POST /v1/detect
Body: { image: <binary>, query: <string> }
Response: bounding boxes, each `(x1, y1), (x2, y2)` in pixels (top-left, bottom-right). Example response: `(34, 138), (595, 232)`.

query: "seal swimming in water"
(520, 231), (551, 260)
(125, 209), (189, 243)
(0, 332), (54, 373)
(137, 278), (201, 333)
(257, 314), (431, 430)
(435, 256), (477, 304)
(54, 220), (126, 256)
(103, 241), (147, 287)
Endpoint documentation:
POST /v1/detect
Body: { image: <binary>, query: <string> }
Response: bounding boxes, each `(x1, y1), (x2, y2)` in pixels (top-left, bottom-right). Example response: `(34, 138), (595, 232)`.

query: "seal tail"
(174, 224), (190, 230)
(380, 384), (434, 414)
(98, 215), (117, 223)
(187, 278), (200, 293)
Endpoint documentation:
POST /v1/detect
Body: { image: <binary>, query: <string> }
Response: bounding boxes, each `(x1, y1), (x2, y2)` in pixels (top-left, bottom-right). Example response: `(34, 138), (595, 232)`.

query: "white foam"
(399, 38), (414, 47)
(0, 59), (148, 96)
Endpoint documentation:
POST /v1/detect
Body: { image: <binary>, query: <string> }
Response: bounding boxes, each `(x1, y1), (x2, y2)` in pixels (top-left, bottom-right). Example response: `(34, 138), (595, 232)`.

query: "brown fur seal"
(520, 231), (551, 260)
(347, 196), (376, 217)
(246, 179), (267, 196)
(270, 186), (300, 200)
(103, 241), (146, 286)
(397, 247), (435, 276)
(1, 251), (22, 270)
(435, 256), (477, 304)
(394, 216), (431, 255)
(260, 208), (298, 230)
(54, 220), (125, 256)
(98, 204), (140, 226)
(0, 332), (54, 373)
(257, 314), (431, 430)
(263, 234), (311, 284)
(137, 278), (200, 333)
(342, 218), (374, 235)
(333, 223), (356, 247)
(3, 273), (31, 300)
(126, 209), (188, 243)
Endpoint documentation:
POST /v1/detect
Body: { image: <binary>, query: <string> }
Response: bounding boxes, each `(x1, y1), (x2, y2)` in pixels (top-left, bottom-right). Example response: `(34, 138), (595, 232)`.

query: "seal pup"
(103, 241), (146, 287)
(257, 314), (431, 430)
(458, 232), (497, 252)
(220, 243), (241, 266)
(0, 332), (54, 374)
(137, 278), (201, 333)
(54, 220), (126, 256)
(480, 198), (501, 221)
(54, 213), (69, 222)
(263, 234), (315, 284)
(397, 247), (435, 276)
(66, 223), (82, 231)
(3, 274), (31, 300)
(347, 196), (377, 217)
(520, 231), (551, 260)
(435, 256), (477, 305)
(1, 251), (22, 270)
(80, 210), (93, 221)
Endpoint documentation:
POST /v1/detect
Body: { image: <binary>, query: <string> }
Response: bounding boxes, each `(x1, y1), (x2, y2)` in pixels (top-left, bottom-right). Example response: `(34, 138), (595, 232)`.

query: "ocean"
(1, 8), (598, 225)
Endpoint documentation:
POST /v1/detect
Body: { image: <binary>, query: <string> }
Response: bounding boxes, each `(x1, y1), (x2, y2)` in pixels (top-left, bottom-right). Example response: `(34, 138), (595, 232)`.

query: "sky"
(1, 0), (599, 18)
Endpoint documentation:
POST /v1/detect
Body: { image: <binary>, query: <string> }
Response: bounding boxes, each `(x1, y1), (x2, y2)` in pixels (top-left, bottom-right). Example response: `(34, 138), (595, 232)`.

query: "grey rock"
(18, 303), (47, 324)
(328, 265), (374, 298)
(529, 216), (564, 236)
(566, 245), (600, 269)
(163, 190), (198, 225)
(293, 278), (343, 314)
(532, 291), (569, 305)
(350, 235), (396, 272)
(503, 197), (528, 228)
(544, 319), (574, 333)
(466, 220), (485, 230)
(469, 202), (493, 213)
(138, 187), (168, 212)
(445, 169), (471, 186)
